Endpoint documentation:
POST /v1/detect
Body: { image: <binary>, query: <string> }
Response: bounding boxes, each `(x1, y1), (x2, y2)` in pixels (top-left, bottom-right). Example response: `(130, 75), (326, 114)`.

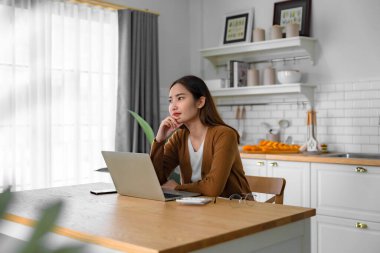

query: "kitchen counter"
(240, 152), (380, 166)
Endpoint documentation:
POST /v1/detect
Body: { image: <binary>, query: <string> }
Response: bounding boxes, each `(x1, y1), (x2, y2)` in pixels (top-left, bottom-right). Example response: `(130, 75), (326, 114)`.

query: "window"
(0, 0), (118, 190)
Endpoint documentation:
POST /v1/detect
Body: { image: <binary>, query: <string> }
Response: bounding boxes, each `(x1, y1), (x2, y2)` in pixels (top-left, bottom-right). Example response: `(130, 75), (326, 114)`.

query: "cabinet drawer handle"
(269, 162), (278, 167)
(256, 161), (265, 166)
(355, 222), (368, 229)
(355, 167), (367, 173)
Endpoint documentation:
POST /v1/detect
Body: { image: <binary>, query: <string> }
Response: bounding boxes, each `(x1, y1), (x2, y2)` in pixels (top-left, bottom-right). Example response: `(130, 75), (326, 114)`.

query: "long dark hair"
(170, 75), (240, 143)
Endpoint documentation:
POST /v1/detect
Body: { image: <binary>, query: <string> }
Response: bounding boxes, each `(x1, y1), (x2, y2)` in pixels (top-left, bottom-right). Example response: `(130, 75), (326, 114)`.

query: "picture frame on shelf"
(222, 8), (254, 45)
(273, 0), (311, 37)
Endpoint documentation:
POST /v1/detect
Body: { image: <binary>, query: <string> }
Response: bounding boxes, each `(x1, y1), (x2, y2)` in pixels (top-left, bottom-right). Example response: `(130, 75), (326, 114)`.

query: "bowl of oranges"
(242, 140), (300, 154)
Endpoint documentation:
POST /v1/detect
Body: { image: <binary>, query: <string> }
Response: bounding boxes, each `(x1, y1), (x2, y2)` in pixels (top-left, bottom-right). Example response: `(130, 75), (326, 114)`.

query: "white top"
(188, 137), (204, 183)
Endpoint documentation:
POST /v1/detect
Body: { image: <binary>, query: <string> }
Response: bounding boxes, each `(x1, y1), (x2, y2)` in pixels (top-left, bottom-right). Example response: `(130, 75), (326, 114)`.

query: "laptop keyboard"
(164, 192), (182, 199)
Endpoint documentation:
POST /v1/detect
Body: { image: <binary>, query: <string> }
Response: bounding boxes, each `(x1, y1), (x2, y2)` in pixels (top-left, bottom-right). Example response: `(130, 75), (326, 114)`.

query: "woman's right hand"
(155, 116), (182, 143)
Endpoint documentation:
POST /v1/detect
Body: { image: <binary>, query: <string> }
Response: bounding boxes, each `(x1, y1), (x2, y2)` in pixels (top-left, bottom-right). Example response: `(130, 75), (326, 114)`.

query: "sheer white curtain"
(0, 0), (118, 191)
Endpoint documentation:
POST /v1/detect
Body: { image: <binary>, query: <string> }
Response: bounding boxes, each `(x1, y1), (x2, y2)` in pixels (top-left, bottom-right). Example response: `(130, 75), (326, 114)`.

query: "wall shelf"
(200, 37), (316, 66)
(211, 83), (316, 108)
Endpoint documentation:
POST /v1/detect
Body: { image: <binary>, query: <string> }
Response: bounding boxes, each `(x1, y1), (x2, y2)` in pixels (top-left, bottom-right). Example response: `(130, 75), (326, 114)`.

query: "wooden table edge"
(4, 204), (316, 253)
(3, 213), (157, 253)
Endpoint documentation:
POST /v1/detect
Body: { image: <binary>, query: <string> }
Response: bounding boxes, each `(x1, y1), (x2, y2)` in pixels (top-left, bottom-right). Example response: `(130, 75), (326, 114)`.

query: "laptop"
(101, 151), (200, 201)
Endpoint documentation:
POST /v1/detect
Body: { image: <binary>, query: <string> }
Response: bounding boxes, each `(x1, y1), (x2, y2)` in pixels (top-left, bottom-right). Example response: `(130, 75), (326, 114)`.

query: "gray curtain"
(115, 10), (160, 153)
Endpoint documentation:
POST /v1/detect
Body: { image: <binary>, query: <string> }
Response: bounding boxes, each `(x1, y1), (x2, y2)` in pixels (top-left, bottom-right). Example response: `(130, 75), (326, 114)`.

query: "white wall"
(187, 0), (380, 153)
(111, 0), (380, 84)
(189, 0), (380, 82)
(111, 0), (380, 152)
(308, 0), (380, 82)
(189, 0), (279, 79)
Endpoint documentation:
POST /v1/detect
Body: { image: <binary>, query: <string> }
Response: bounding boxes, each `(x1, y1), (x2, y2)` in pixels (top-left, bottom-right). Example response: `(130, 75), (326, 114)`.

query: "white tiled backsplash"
(160, 80), (380, 153)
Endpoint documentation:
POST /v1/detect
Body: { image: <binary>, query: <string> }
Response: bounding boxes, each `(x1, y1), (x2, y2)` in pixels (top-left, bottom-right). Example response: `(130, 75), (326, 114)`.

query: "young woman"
(150, 75), (250, 197)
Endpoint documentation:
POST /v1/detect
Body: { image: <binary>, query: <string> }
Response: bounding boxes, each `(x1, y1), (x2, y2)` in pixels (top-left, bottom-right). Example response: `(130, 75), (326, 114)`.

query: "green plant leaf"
(19, 201), (64, 253)
(31, 201), (63, 241)
(19, 242), (44, 253)
(1, 189), (84, 253)
(51, 245), (85, 253)
(128, 110), (155, 144)
(0, 186), (12, 220)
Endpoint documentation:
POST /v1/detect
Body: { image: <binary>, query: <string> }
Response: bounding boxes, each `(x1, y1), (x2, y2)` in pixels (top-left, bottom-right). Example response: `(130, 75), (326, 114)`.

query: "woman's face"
(168, 83), (204, 124)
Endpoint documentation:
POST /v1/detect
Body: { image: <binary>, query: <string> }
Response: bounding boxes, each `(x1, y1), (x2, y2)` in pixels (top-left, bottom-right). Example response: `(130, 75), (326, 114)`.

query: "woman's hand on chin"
(156, 116), (183, 142)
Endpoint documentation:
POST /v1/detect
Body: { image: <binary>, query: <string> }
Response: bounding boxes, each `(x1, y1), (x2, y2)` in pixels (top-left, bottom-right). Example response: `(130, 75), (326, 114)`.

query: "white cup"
(247, 68), (259, 86)
(286, 23), (299, 38)
(252, 28), (265, 42)
(271, 25), (282, 40)
(263, 66), (276, 85)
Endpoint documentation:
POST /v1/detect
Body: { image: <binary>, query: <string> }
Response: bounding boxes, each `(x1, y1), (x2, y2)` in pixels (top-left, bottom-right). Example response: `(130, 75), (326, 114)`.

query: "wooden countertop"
(240, 152), (380, 166)
(5, 183), (315, 253)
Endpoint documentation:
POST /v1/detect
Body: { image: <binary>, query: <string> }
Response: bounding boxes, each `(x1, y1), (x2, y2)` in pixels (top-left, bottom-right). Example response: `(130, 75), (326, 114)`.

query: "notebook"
(101, 151), (200, 201)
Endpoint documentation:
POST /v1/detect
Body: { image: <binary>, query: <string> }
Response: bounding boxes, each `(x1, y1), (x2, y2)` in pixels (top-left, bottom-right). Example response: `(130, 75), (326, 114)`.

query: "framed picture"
(223, 9), (254, 44)
(273, 0), (311, 37)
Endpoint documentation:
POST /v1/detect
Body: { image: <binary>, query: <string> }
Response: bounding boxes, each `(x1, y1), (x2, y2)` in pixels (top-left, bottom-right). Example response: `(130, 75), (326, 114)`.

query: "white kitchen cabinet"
(313, 215), (380, 253)
(311, 163), (380, 222)
(311, 163), (380, 253)
(242, 158), (311, 207)
(241, 158), (267, 176)
(241, 157), (380, 253)
(267, 160), (311, 208)
(241, 158), (269, 202)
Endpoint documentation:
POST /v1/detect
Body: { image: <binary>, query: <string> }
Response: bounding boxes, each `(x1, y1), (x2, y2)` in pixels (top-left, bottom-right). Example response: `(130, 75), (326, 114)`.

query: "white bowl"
(277, 70), (302, 84)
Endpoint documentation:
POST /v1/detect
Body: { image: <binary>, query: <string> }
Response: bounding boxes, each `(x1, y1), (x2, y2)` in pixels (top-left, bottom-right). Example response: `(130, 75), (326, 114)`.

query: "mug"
(286, 23), (299, 38)
(271, 25), (282, 40)
(263, 66), (276, 85)
(252, 28), (265, 42)
(247, 68), (259, 86)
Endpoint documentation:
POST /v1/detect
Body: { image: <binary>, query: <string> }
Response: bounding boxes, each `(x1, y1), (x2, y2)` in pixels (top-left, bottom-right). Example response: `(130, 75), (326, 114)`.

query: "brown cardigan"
(150, 125), (250, 197)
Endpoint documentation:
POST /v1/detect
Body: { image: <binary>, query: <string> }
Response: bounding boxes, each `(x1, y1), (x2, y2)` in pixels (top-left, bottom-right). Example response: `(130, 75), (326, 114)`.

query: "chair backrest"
(245, 176), (286, 204)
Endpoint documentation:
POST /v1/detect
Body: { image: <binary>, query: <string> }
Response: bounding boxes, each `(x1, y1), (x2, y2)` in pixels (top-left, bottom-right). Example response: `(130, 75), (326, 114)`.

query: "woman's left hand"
(161, 179), (179, 190)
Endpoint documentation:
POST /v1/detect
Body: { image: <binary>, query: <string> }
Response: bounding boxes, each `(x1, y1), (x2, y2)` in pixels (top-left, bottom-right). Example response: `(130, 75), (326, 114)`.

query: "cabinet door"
(267, 160), (311, 207)
(241, 158), (267, 176)
(314, 215), (380, 253)
(241, 159), (268, 202)
(311, 163), (380, 222)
